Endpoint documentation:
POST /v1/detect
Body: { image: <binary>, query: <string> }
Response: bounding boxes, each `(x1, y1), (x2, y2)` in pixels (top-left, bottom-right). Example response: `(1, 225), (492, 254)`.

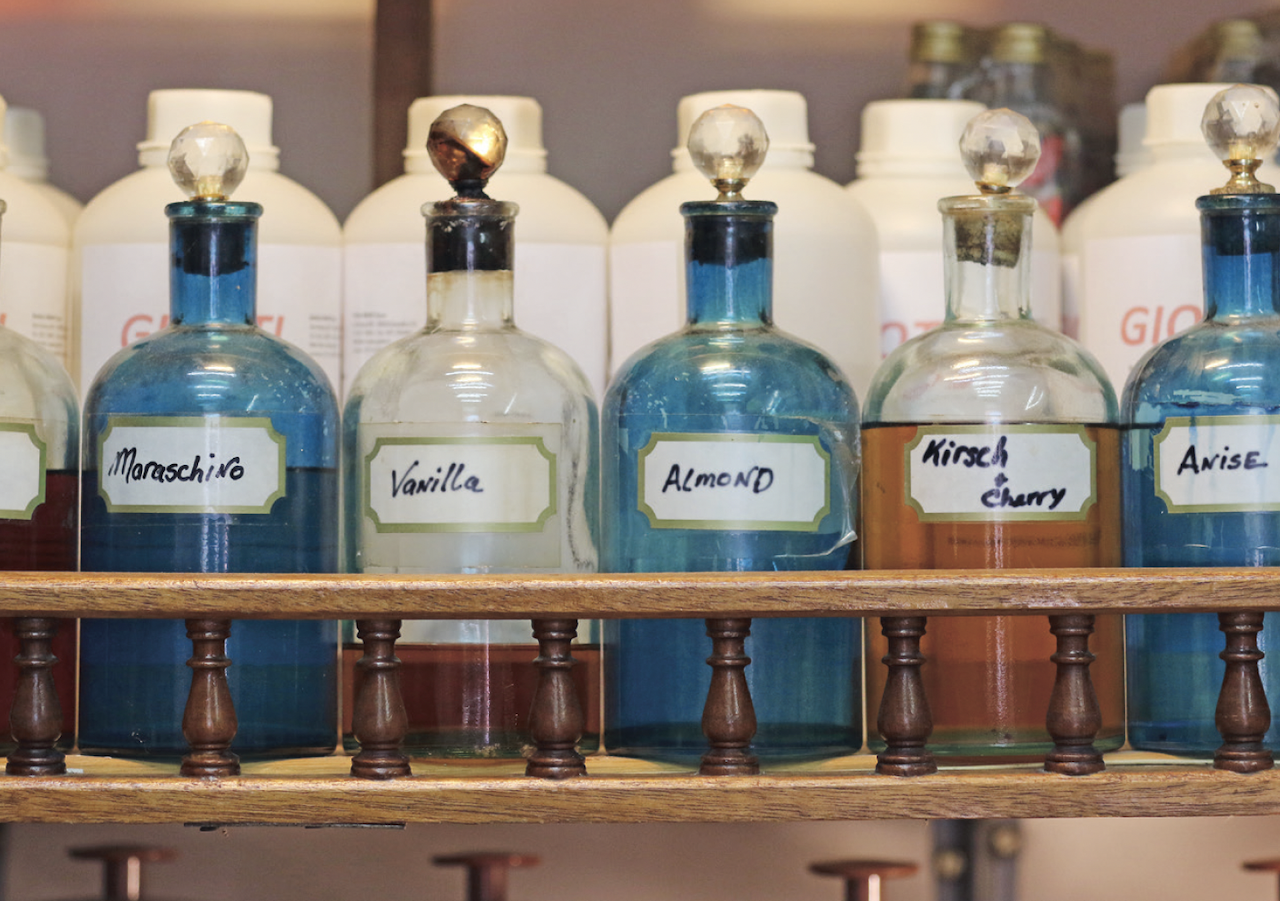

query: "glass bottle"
(904, 21), (971, 100)
(861, 109), (1124, 761)
(78, 123), (340, 758)
(343, 105), (599, 757)
(603, 105), (861, 763)
(1124, 84), (1280, 753)
(0, 195), (78, 750)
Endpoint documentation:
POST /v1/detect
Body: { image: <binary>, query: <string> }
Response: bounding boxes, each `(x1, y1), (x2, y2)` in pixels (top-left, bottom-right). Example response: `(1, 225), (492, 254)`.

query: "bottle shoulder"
(0, 171), (71, 246)
(865, 320), (1117, 424)
(0, 327), (79, 421)
(605, 328), (858, 421)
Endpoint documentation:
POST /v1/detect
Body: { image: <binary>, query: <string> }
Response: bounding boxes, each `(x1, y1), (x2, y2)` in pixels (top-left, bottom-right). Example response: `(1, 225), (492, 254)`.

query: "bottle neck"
(681, 200), (777, 329)
(1199, 195), (1280, 320)
(166, 201), (261, 327)
(940, 194), (1035, 322)
(425, 198), (517, 329)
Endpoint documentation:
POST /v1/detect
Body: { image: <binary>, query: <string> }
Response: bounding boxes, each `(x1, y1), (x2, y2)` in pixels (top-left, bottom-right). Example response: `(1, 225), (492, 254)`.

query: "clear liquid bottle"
(78, 123), (339, 758)
(861, 109), (1123, 761)
(1124, 85), (1280, 753)
(343, 105), (599, 757)
(343, 95), (608, 400)
(0, 195), (78, 750)
(603, 104), (861, 763)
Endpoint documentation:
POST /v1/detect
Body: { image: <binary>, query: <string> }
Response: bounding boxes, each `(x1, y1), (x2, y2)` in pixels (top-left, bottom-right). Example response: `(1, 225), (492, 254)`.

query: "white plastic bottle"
(0, 98), (71, 370)
(72, 89), (342, 392)
(343, 95), (609, 400)
(609, 89), (880, 395)
(5, 107), (82, 227)
(1061, 82), (1280, 388)
(846, 99), (1062, 357)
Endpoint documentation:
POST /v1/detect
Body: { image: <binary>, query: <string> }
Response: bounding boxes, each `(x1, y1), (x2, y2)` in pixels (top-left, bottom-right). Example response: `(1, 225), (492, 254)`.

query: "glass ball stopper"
(428, 103), (507, 198)
(167, 121), (248, 201)
(959, 108), (1041, 194)
(688, 104), (769, 201)
(1203, 84), (1280, 194)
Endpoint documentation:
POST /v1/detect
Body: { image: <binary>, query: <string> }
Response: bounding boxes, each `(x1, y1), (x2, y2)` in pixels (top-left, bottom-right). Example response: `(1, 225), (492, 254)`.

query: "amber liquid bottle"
(861, 109), (1123, 761)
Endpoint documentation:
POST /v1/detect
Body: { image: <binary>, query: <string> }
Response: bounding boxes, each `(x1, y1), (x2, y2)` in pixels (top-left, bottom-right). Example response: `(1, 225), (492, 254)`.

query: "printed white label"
(0, 423), (46, 520)
(343, 242), (607, 401)
(1154, 416), (1280, 512)
(1081, 233), (1203, 389)
(98, 416), (286, 513)
(608, 240), (682, 374)
(0, 243), (70, 367)
(638, 432), (830, 530)
(906, 425), (1097, 521)
(79, 242), (342, 395)
(363, 428), (559, 532)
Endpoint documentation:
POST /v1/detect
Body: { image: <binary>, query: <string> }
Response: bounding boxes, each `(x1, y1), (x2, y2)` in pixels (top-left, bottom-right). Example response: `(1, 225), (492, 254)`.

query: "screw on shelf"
(70, 845), (178, 901)
(1044, 613), (1104, 775)
(434, 852), (540, 901)
(876, 616), (937, 777)
(811, 859), (919, 901)
(6, 617), (65, 776)
(526, 618), (586, 779)
(700, 617), (759, 776)
(1216, 611), (1274, 773)
(1245, 859), (1280, 899)
(350, 619), (411, 779)
(180, 619), (239, 778)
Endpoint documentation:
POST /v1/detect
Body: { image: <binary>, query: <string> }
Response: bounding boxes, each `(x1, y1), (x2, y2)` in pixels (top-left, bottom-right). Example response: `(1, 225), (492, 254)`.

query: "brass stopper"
(427, 103), (508, 199)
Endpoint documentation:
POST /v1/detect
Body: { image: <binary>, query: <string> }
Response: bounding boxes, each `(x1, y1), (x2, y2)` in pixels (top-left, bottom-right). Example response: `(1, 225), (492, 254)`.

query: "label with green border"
(0, 422), (46, 520)
(905, 424), (1097, 522)
(1154, 414), (1280, 513)
(638, 432), (830, 531)
(98, 415), (286, 514)
(363, 431), (558, 533)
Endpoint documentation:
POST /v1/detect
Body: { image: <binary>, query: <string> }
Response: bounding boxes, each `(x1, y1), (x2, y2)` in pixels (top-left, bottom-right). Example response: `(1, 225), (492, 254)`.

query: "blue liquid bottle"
(1125, 85), (1280, 753)
(79, 123), (339, 758)
(603, 105), (861, 763)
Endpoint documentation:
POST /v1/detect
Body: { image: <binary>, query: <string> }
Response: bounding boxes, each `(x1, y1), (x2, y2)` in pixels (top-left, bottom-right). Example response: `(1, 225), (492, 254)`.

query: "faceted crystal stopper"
(688, 104), (769, 201)
(959, 108), (1040, 194)
(167, 121), (248, 201)
(428, 103), (507, 198)
(1203, 84), (1280, 194)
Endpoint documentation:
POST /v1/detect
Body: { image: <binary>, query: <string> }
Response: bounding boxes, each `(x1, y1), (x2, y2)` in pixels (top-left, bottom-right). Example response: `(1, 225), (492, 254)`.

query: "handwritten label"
(363, 432), (558, 532)
(1154, 415), (1280, 512)
(97, 416), (286, 513)
(0, 423), (46, 520)
(638, 432), (830, 530)
(906, 425), (1096, 521)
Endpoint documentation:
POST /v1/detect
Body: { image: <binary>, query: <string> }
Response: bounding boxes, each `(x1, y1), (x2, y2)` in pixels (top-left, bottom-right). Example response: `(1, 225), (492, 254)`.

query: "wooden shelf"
(1, 568), (1275, 824)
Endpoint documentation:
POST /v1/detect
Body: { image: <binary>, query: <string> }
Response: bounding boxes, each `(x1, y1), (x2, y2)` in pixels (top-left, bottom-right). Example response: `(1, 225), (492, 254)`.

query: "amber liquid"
(862, 424), (1124, 761)
(342, 642), (602, 758)
(0, 470), (78, 750)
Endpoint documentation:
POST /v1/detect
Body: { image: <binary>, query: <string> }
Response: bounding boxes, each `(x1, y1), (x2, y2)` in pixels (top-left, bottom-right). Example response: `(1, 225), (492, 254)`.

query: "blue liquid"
(1124, 194), (1280, 753)
(79, 467), (338, 757)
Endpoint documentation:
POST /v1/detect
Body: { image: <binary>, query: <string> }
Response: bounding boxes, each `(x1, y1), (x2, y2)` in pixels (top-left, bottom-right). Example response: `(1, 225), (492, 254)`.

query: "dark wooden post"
(351, 619), (412, 779)
(700, 617), (758, 776)
(810, 859), (919, 901)
(876, 616), (936, 777)
(6, 617), (65, 776)
(1215, 611), (1273, 773)
(1044, 613), (1104, 775)
(434, 852), (540, 901)
(180, 619), (239, 778)
(374, 0), (434, 187)
(70, 845), (178, 901)
(525, 618), (586, 779)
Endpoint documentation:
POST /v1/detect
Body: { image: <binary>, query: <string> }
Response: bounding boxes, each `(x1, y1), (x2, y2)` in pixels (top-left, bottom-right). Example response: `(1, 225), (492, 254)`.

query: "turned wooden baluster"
(434, 852), (540, 901)
(180, 618), (239, 777)
(811, 859), (919, 901)
(1215, 611), (1273, 773)
(1044, 613), (1104, 775)
(70, 845), (178, 901)
(351, 618), (412, 779)
(6, 617), (65, 776)
(701, 617), (758, 776)
(525, 618), (586, 779)
(876, 616), (936, 777)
